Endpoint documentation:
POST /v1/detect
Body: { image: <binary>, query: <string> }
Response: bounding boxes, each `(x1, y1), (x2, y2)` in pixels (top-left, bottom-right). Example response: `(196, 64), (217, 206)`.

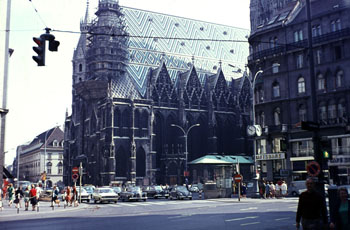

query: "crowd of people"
(259, 180), (288, 199)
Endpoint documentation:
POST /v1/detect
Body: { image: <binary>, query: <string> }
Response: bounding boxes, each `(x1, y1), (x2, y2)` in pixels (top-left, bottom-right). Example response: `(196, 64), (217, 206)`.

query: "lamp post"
(43, 129), (50, 189)
(171, 123), (200, 182)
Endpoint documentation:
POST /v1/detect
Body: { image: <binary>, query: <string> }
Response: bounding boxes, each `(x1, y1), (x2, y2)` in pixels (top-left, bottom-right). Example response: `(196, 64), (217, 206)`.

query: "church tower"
(86, 0), (129, 81)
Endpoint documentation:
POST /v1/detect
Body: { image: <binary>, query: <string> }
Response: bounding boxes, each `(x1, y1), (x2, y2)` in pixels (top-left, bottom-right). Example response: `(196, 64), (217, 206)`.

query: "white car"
(93, 188), (119, 204)
(76, 187), (90, 203)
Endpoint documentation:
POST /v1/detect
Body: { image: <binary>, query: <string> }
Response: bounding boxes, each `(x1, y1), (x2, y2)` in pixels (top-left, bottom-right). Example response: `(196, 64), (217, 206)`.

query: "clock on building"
(247, 125), (256, 136)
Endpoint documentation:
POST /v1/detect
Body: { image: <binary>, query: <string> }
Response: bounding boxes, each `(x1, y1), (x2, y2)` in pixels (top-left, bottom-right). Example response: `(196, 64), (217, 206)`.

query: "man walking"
(296, 178), (327, 230)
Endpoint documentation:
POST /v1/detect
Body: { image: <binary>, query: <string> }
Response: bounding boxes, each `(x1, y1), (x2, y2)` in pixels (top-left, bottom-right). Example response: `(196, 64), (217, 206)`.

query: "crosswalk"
(103, 199), (214, 208)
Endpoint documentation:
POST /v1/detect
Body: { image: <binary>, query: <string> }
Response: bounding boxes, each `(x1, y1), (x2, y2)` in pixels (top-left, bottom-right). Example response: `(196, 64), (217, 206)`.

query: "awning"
(189, 155), (254, 165)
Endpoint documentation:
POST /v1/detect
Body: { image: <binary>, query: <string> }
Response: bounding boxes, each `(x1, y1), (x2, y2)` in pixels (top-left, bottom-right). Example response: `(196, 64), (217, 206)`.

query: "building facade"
(64, 0), (252, 186)
(248, 0), (350, 184)
(16, 126), (64, 187)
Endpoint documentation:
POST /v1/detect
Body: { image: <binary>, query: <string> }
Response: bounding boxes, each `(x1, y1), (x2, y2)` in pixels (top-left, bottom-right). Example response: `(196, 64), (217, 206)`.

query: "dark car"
(143, 185), (169, 199)
(120, 186), (147, 202)
(169, 186), (192, 200)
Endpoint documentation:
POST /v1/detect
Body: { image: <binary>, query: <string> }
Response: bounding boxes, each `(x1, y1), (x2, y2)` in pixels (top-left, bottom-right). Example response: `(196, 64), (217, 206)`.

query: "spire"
(83, 0), (90, 24)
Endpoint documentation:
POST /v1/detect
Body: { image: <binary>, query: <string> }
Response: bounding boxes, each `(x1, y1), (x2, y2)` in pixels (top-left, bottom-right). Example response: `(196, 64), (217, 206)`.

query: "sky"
(0, 0), (251, 166)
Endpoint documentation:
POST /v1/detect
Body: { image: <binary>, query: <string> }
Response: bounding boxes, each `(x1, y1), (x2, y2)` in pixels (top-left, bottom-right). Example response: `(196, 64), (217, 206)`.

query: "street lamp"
(171, 123), (200, 182)
(43, 129), (50, 189)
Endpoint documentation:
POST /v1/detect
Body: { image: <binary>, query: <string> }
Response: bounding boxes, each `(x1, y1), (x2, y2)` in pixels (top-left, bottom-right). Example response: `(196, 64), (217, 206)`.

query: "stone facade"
(64, 0), (252, 186)
(248, 0), (350, 184)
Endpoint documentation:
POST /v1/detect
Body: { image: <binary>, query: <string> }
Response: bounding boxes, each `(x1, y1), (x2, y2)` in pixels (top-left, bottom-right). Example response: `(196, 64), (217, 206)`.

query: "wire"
(28, 0), (47, 28)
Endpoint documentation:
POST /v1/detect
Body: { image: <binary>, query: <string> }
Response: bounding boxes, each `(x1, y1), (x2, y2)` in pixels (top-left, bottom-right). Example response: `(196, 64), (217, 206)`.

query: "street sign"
(72, 173), (79, 180)
(307, 161), (321, 177)
(234, 174), (243, 183)
(301, 121), (320, 131)
(72, 167), (79, 174)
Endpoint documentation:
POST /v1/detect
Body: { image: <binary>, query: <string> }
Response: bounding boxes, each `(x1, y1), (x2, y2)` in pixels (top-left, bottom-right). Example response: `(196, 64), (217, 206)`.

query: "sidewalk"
(0, 200), (87, 218)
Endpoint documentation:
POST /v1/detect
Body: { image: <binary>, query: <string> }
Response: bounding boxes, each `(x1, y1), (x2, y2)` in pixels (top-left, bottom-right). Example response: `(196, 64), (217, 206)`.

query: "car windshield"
(154, 186), (163, 191)
(128, 187), (141, 192)
(176, 186), (188, 192)
(84, 187), (93, 192)
(113, 187), (121, 193)
(76, 187), (87, 193)
(99, 189), (114, 193)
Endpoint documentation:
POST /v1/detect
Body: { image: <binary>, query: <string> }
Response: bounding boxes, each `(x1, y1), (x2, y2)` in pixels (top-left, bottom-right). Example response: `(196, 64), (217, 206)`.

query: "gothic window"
(317, 73), (325, 90)
(297, 77), (305, 94)
(274, 107), (281, 126)
(79, 64), (83, 72)
(272, 82), (280, 98)
(298, 104), (307, 122)
(335, 70), (343, 88)
(136, 148), (146, 177)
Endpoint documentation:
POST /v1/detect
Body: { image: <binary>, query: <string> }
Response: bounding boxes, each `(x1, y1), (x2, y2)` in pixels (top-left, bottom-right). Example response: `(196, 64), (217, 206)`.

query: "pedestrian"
(269, 182), (275, 198)
(259, 181), (266, 199)
(14, 186), (24, 209)
(281, 180), (288, 197)
(65, 186), (71, 206)
(29, 184), (37, 211)
(265, 181), (270, 198)
(23, 187), (30, 211)
(329, 187), (350, 230)
(241, 183), (247, 198)
(296, 178), (328, 230)
(275, 180), (282, 198)
(72, 186), (78, 207)
(51, 185), (60, 207)
(7, 183), (14, 207)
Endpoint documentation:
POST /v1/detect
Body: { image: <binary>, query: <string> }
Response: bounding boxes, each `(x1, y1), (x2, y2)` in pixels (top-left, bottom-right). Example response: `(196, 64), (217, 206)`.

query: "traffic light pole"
(306, 0), (325, 197)
(0, 0), (12, 188)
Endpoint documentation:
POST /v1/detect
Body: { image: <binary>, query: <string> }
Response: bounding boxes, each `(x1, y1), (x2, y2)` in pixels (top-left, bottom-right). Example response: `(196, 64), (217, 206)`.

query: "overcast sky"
(0, 0), (250, 165)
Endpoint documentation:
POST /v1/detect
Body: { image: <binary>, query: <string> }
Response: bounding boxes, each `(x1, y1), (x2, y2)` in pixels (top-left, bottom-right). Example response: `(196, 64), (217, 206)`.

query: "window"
(47, 153), (52, 160)
(255, 87), (264, 103)
(269, 37), (278, 48)
(317, 74), (325, 90)
(294, 30), (303, 42)
(336, 70), (343, 88)
(272, 63), (279, 74)
(298, 104), (307, 121)
(57, 162), (63, 174)
(312, 25), (322, 37)
(257, 139), (266, 154)
(331, 19), (342, 32)
(79, 64), (83, 72)
(319, 103), (327, 122)
(316, 49), (322, 64)
(328, 103), (337, 120)
(338, 100), (347, 121)
(46, 162), (52, 174)
(298, 77), (305, 94)
(334, 46), (342, 60)
(272, 82), (280, 98)
(272, 137), (283, 153)
(258, 111), (265, 127)
(296, 54), (303, 69)
(274, 107), (281, 125)
(53, 140), (58, 147)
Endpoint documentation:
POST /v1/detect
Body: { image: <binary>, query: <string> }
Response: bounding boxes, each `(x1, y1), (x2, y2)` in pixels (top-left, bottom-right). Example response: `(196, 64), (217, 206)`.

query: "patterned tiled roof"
(121, 7), (250, 97)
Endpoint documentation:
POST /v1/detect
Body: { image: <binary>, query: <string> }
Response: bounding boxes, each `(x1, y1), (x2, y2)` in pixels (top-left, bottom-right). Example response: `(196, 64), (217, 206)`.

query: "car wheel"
(114, 201), (117, 204)
(87, 199), (90, 203)
(94, 199), (97, 204)
(143, 199), (146, 202)
(292, 191), (298, 197)
(189, 197), (192, 200)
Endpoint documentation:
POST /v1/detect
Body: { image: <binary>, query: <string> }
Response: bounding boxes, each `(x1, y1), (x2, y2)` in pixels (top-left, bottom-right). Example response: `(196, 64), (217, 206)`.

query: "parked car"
(169, 186), (192, 200)
(76, 187), (90, 203)
(92, 187), (119, 204)
(111, 186), (123, 198)
(188, 185), (200, 193)
(83, 186), (94, 199)
(120, 186), (147, 202)
(143, 185), (169, 199)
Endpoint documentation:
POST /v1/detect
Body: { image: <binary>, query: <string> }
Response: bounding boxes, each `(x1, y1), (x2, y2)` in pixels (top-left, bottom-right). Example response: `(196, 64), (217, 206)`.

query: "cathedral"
(63, 0), (251, 186)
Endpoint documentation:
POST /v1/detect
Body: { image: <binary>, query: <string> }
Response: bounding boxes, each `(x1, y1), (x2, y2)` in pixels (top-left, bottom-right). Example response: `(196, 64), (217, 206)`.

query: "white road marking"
(275, 217), (290, 221)
(240, 207), (258, 211)
(225, 216), (258, 222)
(240, 222), (260, 226)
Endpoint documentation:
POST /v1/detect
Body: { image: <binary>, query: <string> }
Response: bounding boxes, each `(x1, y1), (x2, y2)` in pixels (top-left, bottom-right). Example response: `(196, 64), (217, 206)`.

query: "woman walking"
(329, 187), (350, 230)
(23, 187), (30, 211)
(14, 186), (24, 209)
(29, 184), (37, 211)
(7, 183), (14, 207)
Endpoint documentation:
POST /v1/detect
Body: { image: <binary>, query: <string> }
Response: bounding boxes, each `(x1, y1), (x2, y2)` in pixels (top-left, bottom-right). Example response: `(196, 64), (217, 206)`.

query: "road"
(0, 197), (298, 230)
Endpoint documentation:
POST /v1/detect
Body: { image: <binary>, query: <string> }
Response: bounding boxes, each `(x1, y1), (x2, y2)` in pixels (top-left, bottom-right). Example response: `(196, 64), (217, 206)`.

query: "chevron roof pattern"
(120, 7), (250, 97)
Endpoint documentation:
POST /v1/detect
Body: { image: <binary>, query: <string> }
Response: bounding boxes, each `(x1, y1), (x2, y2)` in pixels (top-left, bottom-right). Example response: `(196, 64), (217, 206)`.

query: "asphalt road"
(0, 197), (298, 230)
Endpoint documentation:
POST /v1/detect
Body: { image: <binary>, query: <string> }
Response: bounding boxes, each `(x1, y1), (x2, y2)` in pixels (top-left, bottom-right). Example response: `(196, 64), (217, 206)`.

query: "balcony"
(292, 148), (314, 158)
(333, 146), (350, 155)
(249, 28), (350, 62)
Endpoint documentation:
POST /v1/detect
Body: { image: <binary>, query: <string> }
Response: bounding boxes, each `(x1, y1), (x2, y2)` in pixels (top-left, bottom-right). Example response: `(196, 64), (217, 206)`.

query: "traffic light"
(320, 137), (332, 160)
(32, 36), (45, 66)
(48, 39), (60, 52)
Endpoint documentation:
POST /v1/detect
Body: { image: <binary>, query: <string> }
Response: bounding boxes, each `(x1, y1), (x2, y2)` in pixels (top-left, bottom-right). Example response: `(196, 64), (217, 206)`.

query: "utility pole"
(79, 161), (82, 204)
(0, 0), (12, 188)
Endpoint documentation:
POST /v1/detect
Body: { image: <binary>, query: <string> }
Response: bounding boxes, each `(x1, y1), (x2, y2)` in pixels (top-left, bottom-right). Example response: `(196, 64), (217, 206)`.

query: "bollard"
(17, 208), (19, 214)
(199, 190), (202, 199)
